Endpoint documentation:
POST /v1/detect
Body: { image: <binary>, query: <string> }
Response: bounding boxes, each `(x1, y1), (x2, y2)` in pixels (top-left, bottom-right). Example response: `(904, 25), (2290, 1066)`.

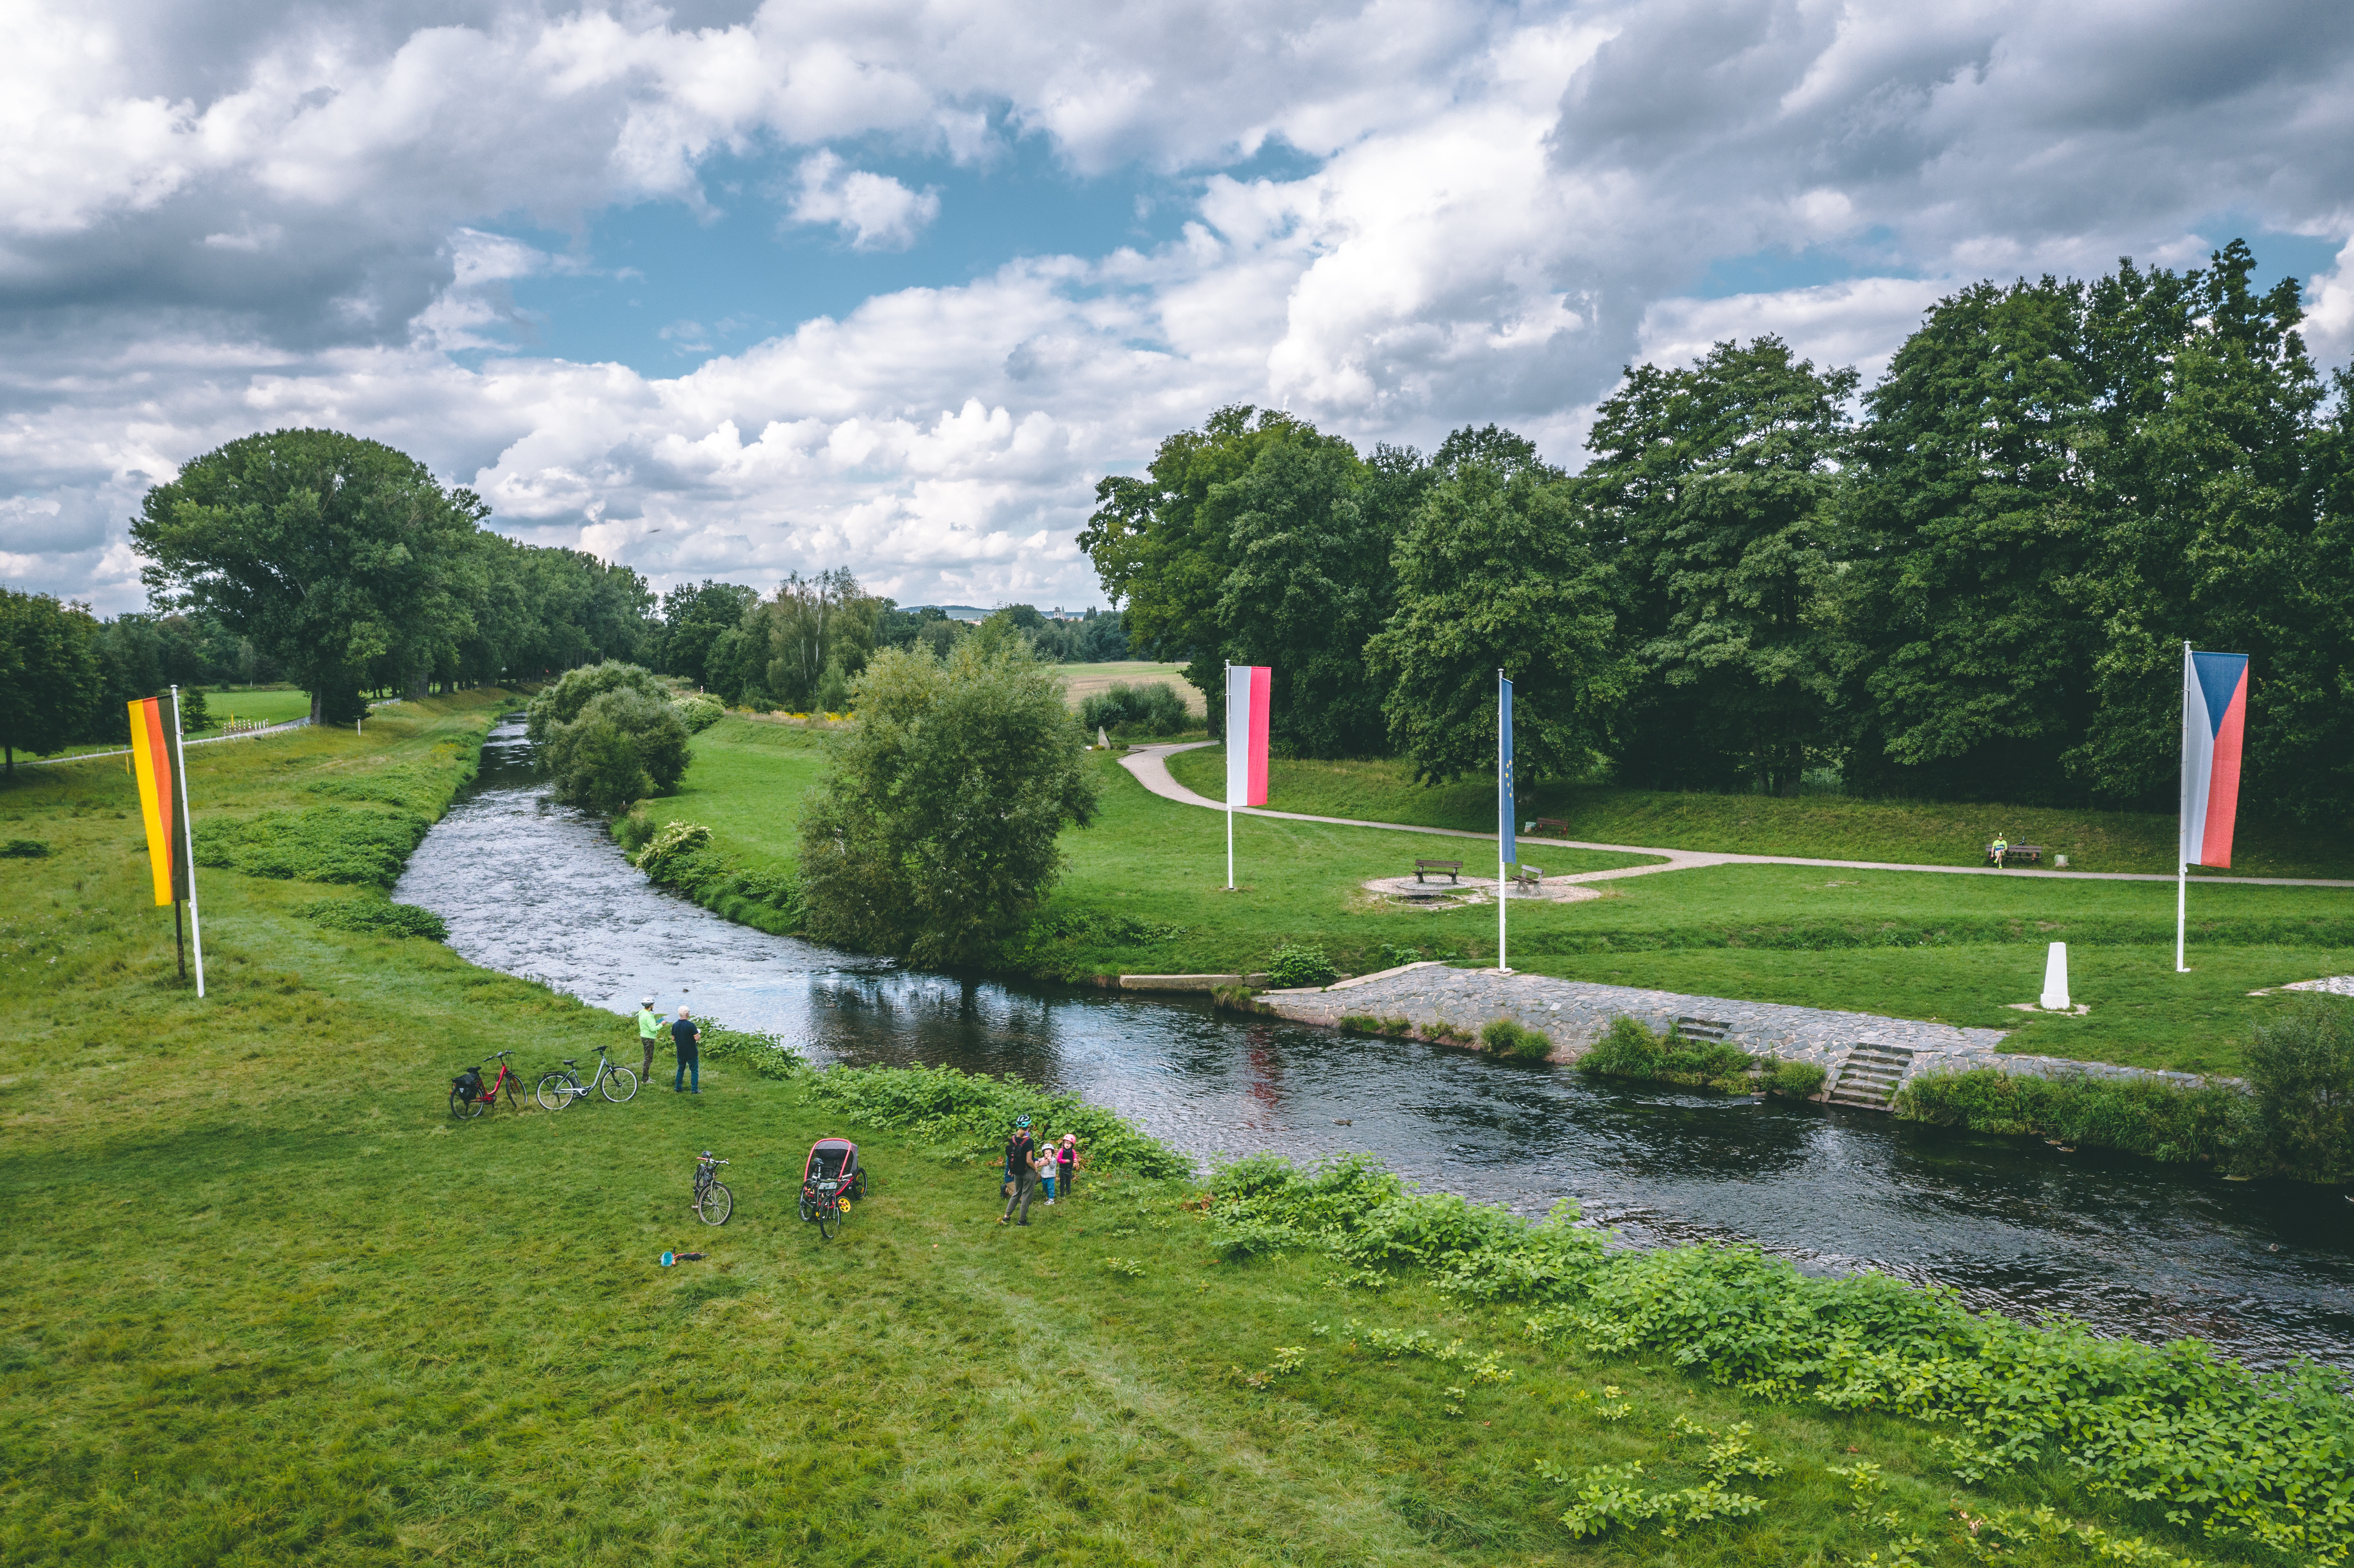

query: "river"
(394, 719), (2354, 1367)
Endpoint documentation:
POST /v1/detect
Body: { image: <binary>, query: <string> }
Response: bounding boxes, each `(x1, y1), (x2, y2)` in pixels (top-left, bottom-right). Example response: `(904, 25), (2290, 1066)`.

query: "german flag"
(129, 694), (189, 906)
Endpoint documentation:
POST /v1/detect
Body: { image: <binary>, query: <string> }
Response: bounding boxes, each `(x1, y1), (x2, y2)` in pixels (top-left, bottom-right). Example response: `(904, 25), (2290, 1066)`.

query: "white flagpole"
(1225, 661), (1234, 891)
(1498, 669), (1508, 975)
(2177, 640), (2189, 973)
(171, 685), (207, 998)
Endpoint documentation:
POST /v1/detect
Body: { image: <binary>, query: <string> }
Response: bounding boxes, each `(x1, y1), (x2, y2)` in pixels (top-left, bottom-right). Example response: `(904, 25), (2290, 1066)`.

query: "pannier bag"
(453, 1067), (483, 1102)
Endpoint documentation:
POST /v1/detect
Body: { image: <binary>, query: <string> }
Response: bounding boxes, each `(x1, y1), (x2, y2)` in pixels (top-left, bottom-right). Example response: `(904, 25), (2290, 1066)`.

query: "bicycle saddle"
(561, 1058), (577, 1066)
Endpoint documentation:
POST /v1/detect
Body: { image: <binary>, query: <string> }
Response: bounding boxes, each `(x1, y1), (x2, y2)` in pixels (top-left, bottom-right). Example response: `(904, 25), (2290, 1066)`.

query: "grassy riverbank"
(1164, 747), (2354, 880)
(0, 714), (2335, 1564)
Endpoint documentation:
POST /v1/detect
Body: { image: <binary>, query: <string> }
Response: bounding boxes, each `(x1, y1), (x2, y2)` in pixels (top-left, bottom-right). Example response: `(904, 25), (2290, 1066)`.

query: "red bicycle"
(449, 1050), (521, 1119)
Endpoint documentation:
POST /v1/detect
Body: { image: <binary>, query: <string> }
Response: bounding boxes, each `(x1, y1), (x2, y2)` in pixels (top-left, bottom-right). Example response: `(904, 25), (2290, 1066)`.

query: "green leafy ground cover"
(1162, 747), (2354, 880)
(5, 684), (2347, 1564)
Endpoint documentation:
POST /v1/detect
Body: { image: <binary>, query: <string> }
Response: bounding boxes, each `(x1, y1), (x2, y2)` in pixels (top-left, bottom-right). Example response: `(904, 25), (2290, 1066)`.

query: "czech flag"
(2179, 650), (2249, 870)
(129, 694), (190, 905)
(1224, 665), (1269, 808)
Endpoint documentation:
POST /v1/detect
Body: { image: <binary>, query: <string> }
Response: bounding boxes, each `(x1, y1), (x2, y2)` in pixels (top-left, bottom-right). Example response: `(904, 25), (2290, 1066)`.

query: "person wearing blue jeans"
(672, 1008), (701, 1093)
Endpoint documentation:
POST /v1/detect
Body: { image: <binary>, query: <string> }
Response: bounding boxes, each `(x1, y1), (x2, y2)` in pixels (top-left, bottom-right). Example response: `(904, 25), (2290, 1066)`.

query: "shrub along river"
(397, 719), (2354, 1367)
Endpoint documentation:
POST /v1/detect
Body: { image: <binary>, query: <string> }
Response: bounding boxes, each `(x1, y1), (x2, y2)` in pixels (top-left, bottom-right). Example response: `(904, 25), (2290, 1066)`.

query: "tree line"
(651, 574), (1129, 712)
(1082, 242), (2354, 820)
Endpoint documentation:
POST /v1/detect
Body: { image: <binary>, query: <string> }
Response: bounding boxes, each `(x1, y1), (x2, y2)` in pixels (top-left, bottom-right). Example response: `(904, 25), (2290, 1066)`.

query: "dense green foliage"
(525, 662), (691, 815)
(1896, 1068), (2257, 1167)
(0, 589), (102, 772)
(797, 640), (1099, 966)
(294, 895), (449, 940)
(1077, 680), (1190, 738)
(1085, 242), (2354, 820)
(131, 428), (652, 723)
(193, 805), (433, 886)
(1478, 1017), (1554, 1061)
(1210, 1151), (2354, 1562)
(1576, 1015), (1757, 1090)
(803, 1062), (1191, 1179)
(2242, 1000), (2354, 1179)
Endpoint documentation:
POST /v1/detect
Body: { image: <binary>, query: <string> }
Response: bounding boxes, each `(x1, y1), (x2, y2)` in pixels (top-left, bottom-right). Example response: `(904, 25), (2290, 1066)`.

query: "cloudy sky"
(7, 0), (2354, 615)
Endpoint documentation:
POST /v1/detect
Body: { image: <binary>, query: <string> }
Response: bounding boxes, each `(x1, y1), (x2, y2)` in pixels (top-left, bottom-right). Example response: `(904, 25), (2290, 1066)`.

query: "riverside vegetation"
(9, 688), (2354, 1563)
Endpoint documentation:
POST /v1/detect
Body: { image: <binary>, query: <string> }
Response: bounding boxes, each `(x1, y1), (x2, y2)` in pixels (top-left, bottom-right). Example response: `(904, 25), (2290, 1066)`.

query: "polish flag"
(1225, 665), (1269, 808)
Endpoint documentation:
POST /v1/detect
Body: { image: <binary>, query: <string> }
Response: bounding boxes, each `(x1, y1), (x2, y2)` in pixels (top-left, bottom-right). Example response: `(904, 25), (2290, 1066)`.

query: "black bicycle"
(693, 1152), (732, 1225)
(535, 1043), (640, 1112)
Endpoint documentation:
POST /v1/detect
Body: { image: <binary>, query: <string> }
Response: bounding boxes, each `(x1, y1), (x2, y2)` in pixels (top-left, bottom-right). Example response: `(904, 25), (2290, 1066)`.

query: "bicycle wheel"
(850, 1170), (868, 1201)
(797, 1194), (816, 1224)
(450, 1087), (487, 1120)
(601, 1065), (638, 1104)
(697, 1180), (733, 1226)
(815, 1199), (838, 1241)
(534, 1072), (578, 1112)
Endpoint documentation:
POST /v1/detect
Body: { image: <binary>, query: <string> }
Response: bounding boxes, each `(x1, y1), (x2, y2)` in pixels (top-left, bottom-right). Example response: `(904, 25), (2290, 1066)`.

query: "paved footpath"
(1121, 742), (2354, 890)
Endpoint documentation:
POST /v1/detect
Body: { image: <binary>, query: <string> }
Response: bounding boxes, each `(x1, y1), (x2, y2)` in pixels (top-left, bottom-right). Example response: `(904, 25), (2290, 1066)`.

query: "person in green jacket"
(636, 996), (662, 1081)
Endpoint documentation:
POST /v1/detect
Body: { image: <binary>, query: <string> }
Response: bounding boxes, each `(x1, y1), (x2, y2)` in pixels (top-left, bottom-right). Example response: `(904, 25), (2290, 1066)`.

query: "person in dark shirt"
(672, 1007), (702, 1094)
(999, 1114), (1040, 1226)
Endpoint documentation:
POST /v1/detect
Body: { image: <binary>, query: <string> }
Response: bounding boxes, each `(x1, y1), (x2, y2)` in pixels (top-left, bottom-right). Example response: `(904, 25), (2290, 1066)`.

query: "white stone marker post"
(2040, 942), (2071, 1012)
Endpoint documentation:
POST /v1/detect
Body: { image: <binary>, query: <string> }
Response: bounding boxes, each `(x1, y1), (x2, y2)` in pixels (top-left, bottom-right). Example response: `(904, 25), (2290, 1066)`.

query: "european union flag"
(1498, 673), (1514, 865)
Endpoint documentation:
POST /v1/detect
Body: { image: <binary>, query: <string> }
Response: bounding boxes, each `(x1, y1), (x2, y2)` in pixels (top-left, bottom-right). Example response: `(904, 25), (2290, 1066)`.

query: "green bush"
(1077, 681), (1191, 737)
(193, 807), (429, 886)
(1479, 1017), (1555, 1061)
(633, 820), (712, 884)
(295, 896), (448, 940)
(2245, 999), (2354, 1180)
(1266, 943), (1336, 988)
(526, 663), (692, 816)
(696, 1020), (805, 1080)
(801, 1063), (1189, 1180)
(0, 839), (50, 858)
(1893, 1067), (2257, 1167)
(1764, 1059), (1827, 1098)
(1577, 1015), (1755, 1089)
(671, 694), (724, 733)
(610, 806), (655, 856)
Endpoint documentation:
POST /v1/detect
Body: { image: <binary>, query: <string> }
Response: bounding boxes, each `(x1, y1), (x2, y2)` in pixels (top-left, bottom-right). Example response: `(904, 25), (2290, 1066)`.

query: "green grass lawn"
(1164, 747), (2354, 880)
(210, 686), (316, 728)
(0, 703), (2299, 1566)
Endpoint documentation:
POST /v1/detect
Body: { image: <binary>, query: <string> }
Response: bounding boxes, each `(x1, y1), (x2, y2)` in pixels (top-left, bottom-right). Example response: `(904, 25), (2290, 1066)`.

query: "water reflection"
(392, 720), (2354, 1366)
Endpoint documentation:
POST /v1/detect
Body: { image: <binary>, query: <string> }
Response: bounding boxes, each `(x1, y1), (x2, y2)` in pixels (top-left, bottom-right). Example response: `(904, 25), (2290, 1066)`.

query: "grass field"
(1056, 661), (1205, 718)
(1163, 748), (2354, 880)
(0, 702), (2307, 1566)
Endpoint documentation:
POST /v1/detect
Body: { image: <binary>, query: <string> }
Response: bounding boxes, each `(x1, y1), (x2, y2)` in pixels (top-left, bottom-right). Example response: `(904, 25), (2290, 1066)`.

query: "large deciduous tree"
(1364, 460), (1622, 788)
(0, 590), (102, 774)
(797, 638), (1097, 967)
(1585, 336), (1855, 794)
(132, 429), (489, 722)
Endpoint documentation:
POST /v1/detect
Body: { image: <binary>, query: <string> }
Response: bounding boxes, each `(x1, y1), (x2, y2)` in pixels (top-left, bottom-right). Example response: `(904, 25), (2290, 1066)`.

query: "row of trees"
(134, 429), (655, 724)
(1083, 242), (2354, 818)
(0, 595), (282, 770)
(651, 572), (1130, 712)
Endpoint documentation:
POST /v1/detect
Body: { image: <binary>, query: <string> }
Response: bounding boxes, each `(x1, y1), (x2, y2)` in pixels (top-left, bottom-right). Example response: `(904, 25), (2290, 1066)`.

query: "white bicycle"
(534, 1043), (640, 1111)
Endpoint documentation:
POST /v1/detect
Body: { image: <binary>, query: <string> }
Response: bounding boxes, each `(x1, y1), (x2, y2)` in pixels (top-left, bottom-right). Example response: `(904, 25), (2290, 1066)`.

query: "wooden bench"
(1513, 865), (1543, 892)
(1530, 817), (1569, 836)
(1985, 842), (2044, 866)
(1414, 859), (1463, 884)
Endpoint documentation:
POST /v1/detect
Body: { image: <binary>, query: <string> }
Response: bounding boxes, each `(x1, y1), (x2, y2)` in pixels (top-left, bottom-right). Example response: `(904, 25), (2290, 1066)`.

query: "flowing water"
(395, 719), (2354, 1367)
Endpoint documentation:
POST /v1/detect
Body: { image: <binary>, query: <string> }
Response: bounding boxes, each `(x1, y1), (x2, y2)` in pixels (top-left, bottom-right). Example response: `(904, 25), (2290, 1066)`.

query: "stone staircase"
(1674, 1015), (1734, 1043)
(1825, 1042), (1915, 1110)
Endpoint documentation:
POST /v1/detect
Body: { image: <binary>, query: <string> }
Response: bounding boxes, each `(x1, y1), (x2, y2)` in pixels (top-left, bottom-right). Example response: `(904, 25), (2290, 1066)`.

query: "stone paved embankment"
(1258, 962), (2217, 1098)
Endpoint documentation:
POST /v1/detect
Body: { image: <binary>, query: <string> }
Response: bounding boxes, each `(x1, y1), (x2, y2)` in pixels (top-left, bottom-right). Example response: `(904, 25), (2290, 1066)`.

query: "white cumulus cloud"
(787, 152), (940, 250)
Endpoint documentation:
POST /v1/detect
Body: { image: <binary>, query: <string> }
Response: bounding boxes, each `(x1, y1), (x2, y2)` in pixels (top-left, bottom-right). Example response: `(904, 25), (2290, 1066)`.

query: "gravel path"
(1121, 742), (2354, 890)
